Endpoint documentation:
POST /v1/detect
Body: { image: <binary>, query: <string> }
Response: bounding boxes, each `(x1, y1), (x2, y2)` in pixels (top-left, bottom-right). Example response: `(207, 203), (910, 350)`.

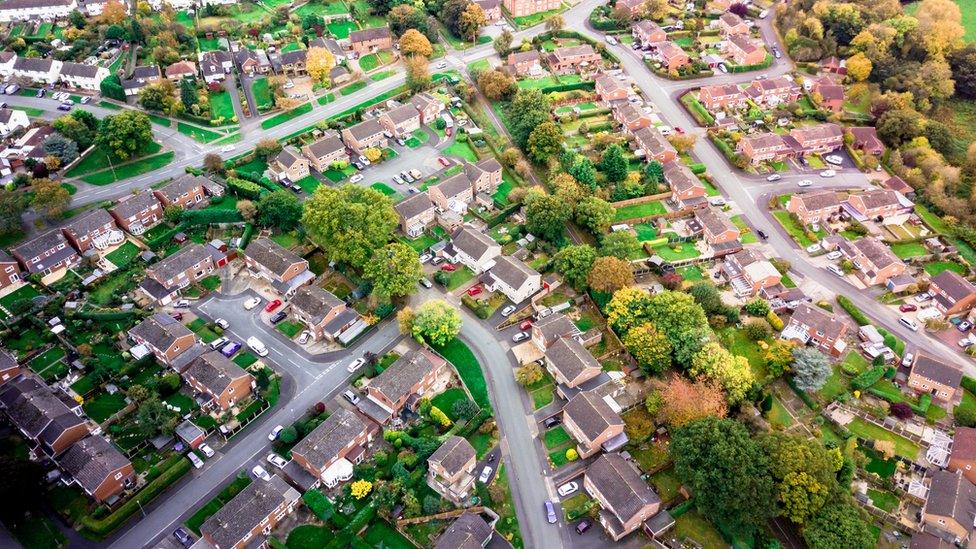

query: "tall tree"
(600, 143), (629, 182)
(364, 242), (423, 298)
(410, 300), (462, 346)
(606, 286), (654, 333)
(653, 375), (727, 426)
(399, 29), (433, 57)
(493, 30), (513, 54)
(791, 347), (831, 391)
(552, 244), (597, 290)
(599, 231), (640, 260)
(506, 89), (551, 148)
(97, 111), (154, 160)
(646, 291), (709, 365)
(759, 433), (841, 525)
(100, 74), (125, 101)
(690, 342), (753, 404)
(43, 134), (79, 165)
(306, 47), (336, 84)
(915, 0), (965, 58)
(405, 55), (431, 92)
(568, 156), (597, 189)
(256, 190), (302, 231)
(458, 3), (486, 43)
(803, 503), (874, 549)
(526, 122), (563, 163)
(523, 190), (572, 242)
(587, 256), (634, 293)
(301, 185), (398, 268)
(0, 189), (27, 235)
(622, 323), (671, 374)
(139, 80), (182, 115)
(30, 178), (70, 220)
(574, 196), (615, 234)
(545, 14), (564, 31)
(477, 69), (516, 100)
(52, 115), (93, 150)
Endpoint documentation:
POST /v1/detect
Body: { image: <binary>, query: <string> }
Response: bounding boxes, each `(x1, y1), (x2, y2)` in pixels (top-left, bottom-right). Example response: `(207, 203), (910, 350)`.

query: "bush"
(226, 177), (263, 199)
(744, 298), (771, 317)
(766, 311), (784, 331)
(890, 402), (913, 419)
(957, 406), (976, 427)
(744, 320), (772, 341)
(837, 295), (870, 326)
(851, 365), (886, 390)
(565, 448), (579, 461)
(962, 376), (976, 395)
(303, 489), (334, 521)
(278, 425), (298, 443)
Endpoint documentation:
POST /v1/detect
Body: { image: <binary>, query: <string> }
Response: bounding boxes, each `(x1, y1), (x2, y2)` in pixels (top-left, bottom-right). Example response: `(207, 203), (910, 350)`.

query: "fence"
(609, 191), (672, 209)
(396, 506), (485, 527)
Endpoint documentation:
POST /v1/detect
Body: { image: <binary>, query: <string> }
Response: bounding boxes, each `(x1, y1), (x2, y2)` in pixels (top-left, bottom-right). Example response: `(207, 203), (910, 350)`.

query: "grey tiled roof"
(431, 173), (472, 200)
(370, 349), (441, 405)
(13, 57), (55, 72)
(696, 207), (737, 236)
(428, 436), (475, 478)
(394, 191), (434, 220)
(663, 162), (701, 193)
(156, 174), (212, 202)
(545, 337), (600, 385)
(911, 353), (962, 388)
(291, 408), (367, 471)
(11, 229), (70, 263)
(304, 135), (345, 160)
(129, 313), (194, 351)
(563, 391), (622, 442)
(794, 190), (841, 211)
(585, 453), (660, 524)
(925, 470), (976, 529)
(149, 243), (213, 283)
(59, 62), (99, 78)
(450, 227), (497, 263)
(433, 512), (493, 549)
(345, 118), (385, 141)
(931, 270), (976, 301)
(0, 376), (86, 441)
(201, 475), (299, 549)
(349, 26), (391, 43)
(383, 103), (420, 126)
(184, 351), (250, 397)
(488, 255), (538, 292)
(534, 313), (579, 345)
(62, 208), (115, 238)
(291, 285), (344, 325)
(245, 239), (305, 279)
(57, 436), (130, 495)
(788, 303), (846, 341)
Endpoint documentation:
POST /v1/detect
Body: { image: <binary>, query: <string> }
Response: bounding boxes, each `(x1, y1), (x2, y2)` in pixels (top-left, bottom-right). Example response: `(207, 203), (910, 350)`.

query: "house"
(348, 27), (392, 54)
(301, 134), (348, 172)
(465, 158), (503, 195)
(139, 243), (226, 305)
(612, 102), (652, 132)
(949, 427), (976, 485)
(0, 107), (29, 136)
(812, 77), (844, 112)
(718, 12), (749, 36)
(736, 132), (792, 165)
(503, 0), (560, 18)
(61, 208), (120, 254)
(109, 191), (163, 236)
(665, 161), (706, 209)
(633, 127), (677, 164)
(0, 350), (17, 387)
(365, 348), (448, 421)
(820, 56), (847, 75)
(920, 470), (976, 544)
(154, 174), (213, 209)
(340, 118), (387, 153)
(244, 238), (313, 297)
(506, 50), (542, 77)
(57, 436), (134, 503)
(564, 391), (626, 458)
(744, 75), (800, 106)
(427, 435), (477, 504)
(409, 92), (444, 125)
(633, 20), (666, 44)
(443, 227), (501, 274)
(0, 376), (89, 457)
(595, 73), (630, 102)
(696, 207), (740, 245)
(724, 34), (766, 66)
(474, 0), (501, 21)
(0, 0), (77, 22)
(278, 49), (307, 76)
(789, 123), (844, 155)
(909, 533), (955, 549)
(379, 103), (421, 138)
(722, 248), (782, 297)
(545, 337), (601, 389)
(234, 49), (269, 76)
(59, 62), (109, 90)
(883, 176), (914, 197)
(200, 475), (300, 549)
(838, 237), (906, 286)
(164, 60), (197, 81)
(615, 0), (643, 16)
(929, 270), (976, 317)
(781, 302), (849, 357)
(12, 57), (61, 85)
(200, 51), (233, 83)
(698, 83), (746, 111)
(433, 513), (493, 549)
(290, 407), (373, 488)
(532, 313), (582, 351)
(655, 41), (691, 71)
(129, 313), (198, 367)
(269, 146), (310, 183)
(584, 453), (661, 541)
(847, 127), (885, 156)
(546, 45), (602, 75)
(908, 353), (962, 402)
(122, 65), (161, 97)
(10, 229), (80, 277)
(429, 173), (474, 213)
(845, 189), (907, 221)
(787, 191), (843, 225)
(0, 51), (14, 76)
(0, 252), (22, 298)
(395, 192), (436, 238)
(290, 285), (359, 342)
(183, 351), (253, 411)
(483, 255), (541, 304)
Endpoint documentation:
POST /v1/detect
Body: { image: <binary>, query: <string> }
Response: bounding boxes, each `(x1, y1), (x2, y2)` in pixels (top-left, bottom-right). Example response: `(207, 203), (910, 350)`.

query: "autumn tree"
(763, 340), (795, 379)
(640, 0), (669, 20)
(459, 3), (486, 43)
(623, 323), (671, 375)
(306, 47), (336, 84)
(574, 196), (615, 234)
(758, 433), (842, 525)
(493, 30), (513, 54)
(397, 306), (415, 334)
(669, 134), (697, 154)
(915, 0), (965, 58)
(587, 256), (635, 293)
(410, 300), (462, 346)
(203, 153), (224, 173)
(99, 0), (126, 24)
(364, 243), (423, 298)
(526, 122), (563, 163)
(654, 375), (727, 426)
(545, 14), (564, 31)
(405, 55), (431, 92)
(690, 342), (753, 404)
(139, 80), (182, 115)
(399, 29), (433, 57)
(606, 286), (654, 334)
(0, 189), (27, 235)
(30, 178), (70, 220)
(846, 52), (872, 82)
(477, 69), (516, 100)
(599, 231), (641, 260)
(301, 185), (398, 268)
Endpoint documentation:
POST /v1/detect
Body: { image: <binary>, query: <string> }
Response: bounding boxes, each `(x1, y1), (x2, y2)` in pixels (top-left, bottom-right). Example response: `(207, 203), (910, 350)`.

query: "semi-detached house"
(200, 475), (300, 549)
(0, 376), (90, 457)
(787, 191), (843, 225)
(109, 191), (163, 236)
(920, 470), (976, 545)
(546, 45), (602, 75)
(395, 192), (436, 238)
(341, 118), (387, 153)
(930, 270), (976, 317)
(153, 174), (219, 210)
(139, 243), (226, 305)
(59, 62), (109, 90)
(290, 408), (374, 488)
(837, 237), (906, 286)
(56, 435), (134, 503)
(301, 134), (348, 172)
(0, 0), (77, 22)
(595, 73), (630, 102)
(665, 161), (706, 209)
(844, 189), (907, 221)
(907, 352), (962, 403)
(544, 336), (602, 389)
(10, 229), (80, 277)
(365, 348), (447, 423)
(348, 26), (392, 54)
(244, 238), (314, 297)
(379, 103), (421, 138)
(584, 453), (662, 541)
(270, 146), (310, 183)
(12, 56), (61, 84)
(503, 0), (559, 18)
(744, 75), (800, 105)
(698, 83), (746, 111)
(790, 123), (844, 155)
(61, 208), (121, 254)
(0, 107), (29, 136)
(634, 126), (677, 164)
(289, 285), (361, 343)
(128, 312), (200, 369)
(564, 391), (627, 459)
(443, 227), (501, 274)
(182, 351), (254, 411)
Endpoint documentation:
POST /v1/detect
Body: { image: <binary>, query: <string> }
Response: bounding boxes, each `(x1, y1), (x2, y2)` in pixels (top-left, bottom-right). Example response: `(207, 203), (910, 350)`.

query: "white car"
(827, 264), (845, 277)
(605, 36), (617, 45)
(247, 336), (268, 357)
(960, 335), (976, 348)
(501, 305), (516, 317)
(210, 336), (229, 350)
(557, 482), (578, 497)
(174, 300), (191, 308)
(188, 452), (204, 469)
(825, 155), (844, 165)
(267, 454), (288, 469)
(899, 317), (920, 332)
(282, 81), (294, 89)
(479, 466), (493, 483)
(820, 169), (836, 178)
(914, 292), (932, 303)
(343, 390), (361, 404)
(512, 331), (529, 342)
(806, 243), (822, 254)
(349, 174), (363, 183)
(244, 297), (262, 310)
(298, 331), (312, 345)
(766, 174), (781, 182)
(436, 61), (448, 69)
(251, 465), (271, 481)
(215, 318), (229, 329)
(358, 155), (371, 166)
(419, 253), (433, 264)
(902, 352), (914, 367)
(825, 251), (843, 261)
(199, 443), (215, 458)
(221, 144), (235, 153)
(797, 179), (813, 187)
(268, 425), (284, 441)
(347, 357), (366, 373)
(80, 96), (91, 104)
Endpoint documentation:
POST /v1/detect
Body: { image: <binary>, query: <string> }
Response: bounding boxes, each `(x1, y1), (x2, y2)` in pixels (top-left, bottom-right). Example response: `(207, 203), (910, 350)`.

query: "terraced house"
(844, 189), (908, 221)
(10, 229), (80, 277)
(348, 26), (392, 54)
(502, 0), (560, 18)
(612, 102), (653, 132)
(743, 75), (800, 105)
(200, 475), (301, 549)
(698, 83), (747, 111)
(0, 376), (90, 457)
(838, 237), (906, 286)
(632, 20), (667, 44)
(736, 132), (792, 165)
(60, 208), (121, 254)
(929, 270), (976, 317)
(56, 435), (134, 503)
(0, 349), (19, 386)
(290, 408), (375, 488)
(109, 191), (163, 236)
(790, 123), (844, 155)
(244, 238), (314, 297)
(0, 0), (77, 21)
(724, 34), (766, 65)
(182, 351), (254, 411)
(595, 73), (630, 102)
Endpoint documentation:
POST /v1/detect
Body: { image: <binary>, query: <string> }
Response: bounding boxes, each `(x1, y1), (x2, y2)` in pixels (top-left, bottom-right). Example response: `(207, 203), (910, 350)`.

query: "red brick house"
(139, 243), (225, 305)
(908, 353), (962, 402)
(61, 209), (120, 254)
(845, 189), (905, 221)
(10, 230), (81, 278)
(634, 127), (677, 164)
(949, 427), (976, 485)
(789, 123), (844, 155)
(696, 207), (740, 245)
(200, 475), (300, 549)
(290, 285), (360, 342)
(291, 408), (374, 488)
(594, 73), (629, 102)
(837, 237), (906, 286)
(348, 27), (392, 54)
(0, 349), (19, 386)
(183, 351), (254, 411)
(846, 127), (885, 156)
(0, 376), (90, 457)
(506, 51), (541, 76)
(632, 20), (666, 44)
(736, 132), (792, 165)
(57, 436), (134, 503)
(722, 248), (782, 297)
(544, 337), (601, 389)
(744, 76), (800, 106)
(612, 102), (652, 131)
(655, 41), (690, 71)
(365, 348), (448, 422)
(812, 77), (844, 112)
(129, 313), (199, 367)
(698, 83), (746, 111)
(718, 12), (749, 36)
(930, 270), (976, 317)
(244, 238), (313, 297)
(584, 453), (661, 541)
(0, 251), (23, 297)
(782, 303), (849, 357)
(665, 161), (707, 208)
(787, 191), (843, 225)
(563, 391), (626, 458)
(153, 174), (214, 209)
(724, 34), (766, 66)
(546, 45), (602, 75)
(109, 191), (163, 236)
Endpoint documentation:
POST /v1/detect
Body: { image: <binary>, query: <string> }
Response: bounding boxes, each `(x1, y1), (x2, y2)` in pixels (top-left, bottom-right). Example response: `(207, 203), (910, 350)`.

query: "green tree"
(100, 74), (125, 101)
(622, 323), (671, 374)
(256, 190), (302, 231)
(96, 111), (153, 160)
(690, 342), (753, 404)
(575, 196), (615, 234)
(688, 281), (723, 315)
(600, 143), (629, 183)
(606, 286), (654, 333)
(763, 340), (795, 379)
(164, 204), (183, 223)
(552, 244), (597, 290)
(646, 291), (709, 365)
(599, 231), (640, 260)
(759, 433), (840, 525)
(302, 185), (398, 269)
(644, 160), (664, 183)
(139, 81), (181, 115)
(791, 347), (830, 391)
(30, 178), (69, 220)
(524, 190), (572, 242)
(526, 121), (563, 163)
(136, 397), (177, 436)
(0, 188), (27, 235)
(364, 243), (423, 298)
(43, 134), (79, 165)
(180, 77), (199, 109)
(506, 89), (551, 148)
(803, 503), (874, 549)
(568, 156), (597, 189)
(411, 300), (462, 346)
(52, 115), (93, 150)
(493, 29), (513, 54)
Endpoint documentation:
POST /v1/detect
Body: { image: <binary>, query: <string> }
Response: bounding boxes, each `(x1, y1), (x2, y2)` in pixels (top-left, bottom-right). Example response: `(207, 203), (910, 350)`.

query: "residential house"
(109, 191), (163, 236)
(164, 60), (197, 81)
(12, 57), (61, 85)
(301, 134), (348, 172)
(10, 229), (80, 277)
(154, 174), (213, 209)
(722, 248), (782, 297)
(920, 470), (976, 544)
(844, 189), (906, 221)
(718, 12), (749, 36)
(0, 252), (22, 298)
(506, 51), (542, 77)
(846, 126), (885, 156)
(427, 435), (477, 504)
(787, 191), (843, 225)
(655, 41), (691, 71)
(61, 209), (120, 254)
(330, 65), (351, 85)
(0, 0), (77, 22)
(348, 27), (392, 54)
(820, 56), (847, 75)
(612, 102), (652, 132)
(128, 313), (198, 367)
(929, 270), (976, 317)
(909, 533), (955, 549)
(57, 436), (134, 503)
(433, 513), (493, 549)
(474, 0), (501, 21)
(279, 49), (307, 76)
(696, 207), (740, 245)
(743, 75), (800, 106)
(290, 407), (374, 488)
(409, 92), (444, 125)
(244, 238), (313, 297)
(122, 65), (161, 97)
(883, 175), (914, 197)
(0, 51), (13, 76)
(183, 351), (253, 411)
(634, 127), (677, 164)
(0, 349), (17, 387)
(139, 243), (225, 305)
(585, 453), (662, 541)
(269, 146), (310, 183)
(465, 157), (503, 195)
(724, 34), (766, 66)
(503, 0), (560, 18)
(546, 45), (602, 75)
(379, 103), (421, 138)
(394, 192), (436, 238)
(0, 107), (29, 136)
(290, 285), (360, 342)
(234, 49), (269, 76)
(812, 77), (844, 112)
(545, 336), (601, 389)
(200, 51), (233, 83)
(429, 173), (474, 213)
(564, 392), (626, 458)
(781, 302), (849, 357)
(908, 353), (962, 402)
(532, 313), (582, 351)
(838, 237), (906, 286)
(948, 427), (976, 485)
(483, 255), (541, 304)
(595, 73), (630, 102)
(200, 475), (300, 549)
(736, 132), (792, 165)
(790, 123), (844, 155)
(633, 20), (666, 44)
(698, 83), (746, 111)
(665, 161), (706, 209)
(615, 0), (643, 16)
(0, 376), (89, 457)
(365, 348), (448, 421)
(59, 62), (109, 90)
(443, 227), (501, 274)
(340, 118), (387, 153)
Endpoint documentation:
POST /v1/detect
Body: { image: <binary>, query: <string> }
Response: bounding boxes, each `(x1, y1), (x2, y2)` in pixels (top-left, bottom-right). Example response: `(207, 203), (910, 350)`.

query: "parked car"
(264, 299), (282, 312)
(267, 453), (288, 469)
(757, 230), (768, 240)
(298, 331), (312, 345)
(544, 501), (557, 524)
(825, 251), (843, 260)
(409, 169), (422, 179)
(512, 331), (529, 342)
(772, 46), (782, 59)
(914, 292), (932, 303)
(268, 425), (284, 441)
(173, 527), (193, 547)
(441, 263), (457, 272)
(36, 88), (45, 97)
(290, 184), (302, 194)
(174, 299), (191, 308)
(244, 297), (262, 310)
(902, 352), (914, 367)
(797, 179), (813, 187)
(959, 321), (973, 332)
(501, 305), (516, 317)
(438, 157), (450, 167)
(393, 175), (404, 185)
(215, 318), (229, 329)
(960, 335), (976, 348)
(431, 256), (445, 265)
(419, 253), (433, 264)
(347, 358), (366, 373)
(210, 336), (229, 350)
(766, 174), (781, 182)
(825, 155), (844, 165)
(467, 285), (482, 296)
(820, 169), (836, 178)
(358, 155), (370, 166)
(342, 390), (360, 404)
(188, 453), (204, 469)
(251, 465), (271, 481)
(827, 264), (845, 277)
(220, 341), (242, 357)
(479, 466), (493, 483)
(349, 174), (363, 183)
(436, 60), (448, 69)
(519, 319), (533, 330)
(420, 278), (432, 289)
(557, 482), (578, 497)
(199, 443), (215, 458)
(899, 304), (918, 312)
(170, 312), (183, 321)
(805, 243), (822, 254)
(543, 415), (561, 428)
(247, 336), (269, 357)
(269, 311), (287, 324)
(575, 519), (592, 535)
(899, 317), (920, 332)
(718, 63), (728, 73)
(57, 102), (72, 111)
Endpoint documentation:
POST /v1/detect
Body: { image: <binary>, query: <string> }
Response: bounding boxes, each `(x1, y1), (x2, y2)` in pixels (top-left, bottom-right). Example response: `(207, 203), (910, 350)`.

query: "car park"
(215, 318), (229, 329)
(251, 465), (271, 481)
(766, 174), (781, 182)
(798, 179), (812, 187)
(545, 501), (557, 524)
(244, 297), (262, 310)
(347, 358), (366, 373)
(220, 341), (242, 357)
(501, 305), (516, 317)
(557, 482), (578, 497)
(188, 453), (204, 469)
(899, 304), (918, 312)
(820, 169), (836, 178)
(267, 454), (288, 469)
(512, 331), (529, 342)
(298, 331), (312, 345)
(199, 443), (215, 458)
(269, 311), (287, 324)
(343, 390), (360, 404)
(210, 337), (229, 350)
(247, 337), (269, 357)
(173, 527), (193, 547)
(268, 425), (284, 441)
(825, 155), (844, 165)
(264, 299), (282, 312)
(479, 466), (493, 483)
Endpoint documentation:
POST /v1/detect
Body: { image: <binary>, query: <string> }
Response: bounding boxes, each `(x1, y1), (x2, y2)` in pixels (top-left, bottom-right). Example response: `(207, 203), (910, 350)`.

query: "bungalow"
(109, 191), (163, 236)
(10, 229), (80, 277)
(921, 470), (976, 545)
(301, 134), (348, 172)
(546, 45), (602, 75)
(502, 0), (560, 18)
(0, 376), (89, 457)
(696, 207), (740, 245)
(0, 252), (22, 298)
(722, 248), (781, 297)
(348, 27), (392, 54)
(724, 34), (766, 66)
(594, 73), (630, 102)
(847, 127), (885, 156)
(838, 237), (906, 286)
(908, 353), (962, 403)
(128, 313), (199, 367)
(269, 146), (311, 183)
(200, 475), (300, 549)
(718, 12), (749, 36)
(743, 75), (800, 106)
(698, 83), (746, 111)
(183, 351), (253, 411)
(790, 123), (844, 155)
(531, 313), (582, 351)
(632, 20), (666, 44)
(0, 107), (29, 136)
(0, 0), (77, 22)
(289, 285), (359, 342)
(164, 60), (197, 81)
(394, 192), (436, 238)
(634, 127), (677, 164)
(736, 132), (792, 166)
(443, 227), (500, 274)
(665, 161), (706, 209)
(787, 191), (843, 225)
(59, 62), (108, 90)
(291, 408), (374, 488)
(154, 174), (214, 210)
(474, 0), (501, 21)
(427, 436), (477, 505)
(12, 57), (61, 85)
(483, 255), (541, 304)
(929, 270), (976, 317)
(844, 189), (906, 221)
(409, 92), (444, 125)
(244, 238), (314, 297)
(584, 453), (662, 541)
(365, 348), (448, 422)
(563, 391), (626, 459)
(655, 41), (690, 71)
(612, 102), (652, 132)
(139, 243), (226, 305)
(61, 208), (120, 254)
(544, 336), (601, 389)
(57, 436), (134, 503)
(379, 103), (422, 138)
(340, 118), (387, 153)
(781, 302), (849, 357)
(949, 427), (976, 485)
(506, 50), (542, 77)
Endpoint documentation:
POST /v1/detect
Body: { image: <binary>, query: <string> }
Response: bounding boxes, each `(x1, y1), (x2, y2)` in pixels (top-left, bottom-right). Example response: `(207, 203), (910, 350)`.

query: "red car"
(899, 303), (918, 313)
(519, 319), (533, 330)
(441, 264), (457, 272)
(438, 157), (450, 167)
(467, 286), (482, 297)
(265, 299), (282, 313)
(445, 127), (453, 136)
(674, 126), (685, 134)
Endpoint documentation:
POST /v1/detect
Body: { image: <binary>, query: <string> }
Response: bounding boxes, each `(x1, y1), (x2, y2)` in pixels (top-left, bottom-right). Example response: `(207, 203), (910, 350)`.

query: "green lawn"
(277, 320), (304, 338)
(29, 347), (65, 376)
(443, 265), (476, 291)
(649, 467), (683, 501)
(890, 241), (928, 259)
(370, 182), (396, 196)
(613, 201), (666, 221)
(359, 52), (390, 71)
(361, 521), (414, 549)
(340, 81), (367, 96)
(719, 327), (768, 380)
(80, 152), (176, 185)
(846, 417), (920, 459)
(327, 20), (358, 39)
(9, 515), (66, 549)
(730, 215), (757, 244)
(443, 141), (478, 162)
(431, 387), (468, 420)
(405, 127), (430, 149)
(287, 524), (333, 549)
(0, 284), (40, 311)
(83, 392), (128, 423)
(294, 175), (320, 194)
(261, 103), (312, 129)
(677, 265), (703, 281)
(773, 210), (817, 247)
(672, 511), (726, 549)
(105, 241), (141, 267)
(543, 426), (571, 449)
(651, 242), (700, 262)
(767, 395), (794, 428)
(867, 488), (899, 513)
(924, 261), (967, 276)
(209, 91), (236, 121)
(177, 123), (226, 143)
(251, 78), (273, 112)
(433, 339), (489, 408)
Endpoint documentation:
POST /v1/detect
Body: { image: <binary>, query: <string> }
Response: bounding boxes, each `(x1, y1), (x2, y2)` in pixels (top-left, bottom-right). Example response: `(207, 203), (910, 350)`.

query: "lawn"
(370, 182), (396, 196)
(719, 327), (768, 380)
(209, 91), (236, 121)
(443, 141), (478, 162)
(277, 320), (304, 338)
(767, 395), (794, 428)
(359, 51), (393, 71)
(443, 265), (476, 291)
(431, 387), (468, 420)
(29, 347), (65, 377)
(530, 383), (554, 409)
(0, 284), (40, 312)
(677, 265), (703, 281)
(9, 515), (66, 549)
(649, 467), (683, 502)
(818, 352), (867, 402)
(542, 426), (571, 450)
(955, 388), (976, 419)
(327, 20), (358, 39)
(510, 6), (565, 27)
(433, 339), (489, 408)
(261, 103), (312, 129)
(401, 231), (443, 253)
(773, 210), (817, 247)
(294, 175), (320, 194)
(651, 242), (700, 262)
(83, 392), (128, 423)
(924, 260), (967, 276)
(889, 241), (928, 259)
(867, 488), (899, 513)
(730, 215), (757, 244)
(251, 77), (273, 112)
(361, 521), (413, 549)
(340, 81), (367, 96)
(672, 511), (727, 549)
(177, 123), (226, 143)
(846, 417), (920, 459)
(79, 152), (175, 185)
(405, 127), (430, 149)
(105, 241), (141, 267)
(613, 201), (666, 221)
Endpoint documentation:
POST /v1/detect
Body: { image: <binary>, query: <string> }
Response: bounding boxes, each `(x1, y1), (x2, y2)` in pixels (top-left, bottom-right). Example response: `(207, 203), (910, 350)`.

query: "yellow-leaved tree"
(306, 47), (336, 85)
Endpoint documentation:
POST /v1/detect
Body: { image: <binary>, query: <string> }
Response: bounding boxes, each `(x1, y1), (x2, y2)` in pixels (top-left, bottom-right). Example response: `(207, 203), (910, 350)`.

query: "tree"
(306, 47), (336, 84)
(203, 153), (224, 173)
(949, 45), (976, 99)
(803, 503), (874, 549)
(690, 342), (753, 404)
(255, 138), (283, 159)
(255, 190), (301, 231)
(846, 52), (872, 82)
(574, 196), (615, 234)
(515, 362), (544, 385)
(671, 418), (777, 539)
(397, 306), (416, 335)
(524, 190), (572, 242)
(644, 160), (664, 184)
(136, 397), (177, 436)
(763, 340), (795, 379)
(164, 204), (183, 223)
(399, 29), (433, 57)
(302, 185), (398, 268)
(588, 256), (634, 293)
(278, 426), (298, 443)
(688, 281), (723, 315)
(43, 133), (79, 165)
(545, 14), (564, 31)
(0, 189), (27, 235)
(99, 0), (126, 24)
(303, 489), (335, 521)
(568, 156), (597, 189)
(458, 3), (486, 43)
(654, 375), (727, 426)
(405, 55), (432, 92)
(493, 30), (513, 54)
(876, 108), (923, 147)
(623, 323), (671, 374)
(759, 433), (841, 525)
(69, 9), (86, 28)
(526, 122), (563, 163)
(30, 178), (69, 220)
(180, 77), (199, 109)
(600, 143), (629, 182)
(350, 479), (373, 499)
(606, 286), (655, 333)
(411, 300), (462, 346)
(0, 456), (45, 519)
(641, 0), (668, 19)
(612, 5), (633, 27)
(791, 347), (830, 391)
(478, 69), (517, 100)
(364, 243), (423, 298)
(552, 244), (597, 290)
(599, 231), (640, 260)
(139, 81), (182, 115)
(236, 200), (256, 223)
(452, 398), (478, 420)
(915, 0), (965, 58)
(507, 89), (551, 148)
(97, 111), (153, 160)
(52, 115), (93, 150)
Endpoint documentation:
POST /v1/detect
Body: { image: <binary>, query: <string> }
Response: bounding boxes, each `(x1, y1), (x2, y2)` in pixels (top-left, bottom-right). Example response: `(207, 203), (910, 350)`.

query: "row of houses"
(505, 43), (603, 77)
(393, 156), (504, 234)
(0, 52), (109, 90)
(736, 122), (845, 165)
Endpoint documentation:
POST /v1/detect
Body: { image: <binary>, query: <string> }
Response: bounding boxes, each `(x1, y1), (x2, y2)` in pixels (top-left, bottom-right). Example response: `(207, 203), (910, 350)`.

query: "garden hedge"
(181, 208), (243, 226)
(837, 295), (870, 326)
(851, 365), (886, 390)
(226, 177), (263, 199)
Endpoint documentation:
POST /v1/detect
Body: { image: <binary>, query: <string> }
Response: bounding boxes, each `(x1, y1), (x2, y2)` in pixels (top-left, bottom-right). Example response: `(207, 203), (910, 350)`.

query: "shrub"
(957, 406), (976, 427)
(851, 365), (886, 390)
(837, 295), (870, 326)
(303, 489), (334, 521)
(766, 311), (784, 331)
(226, 177), (263, 199)
(565, 448), (579, 461)
(890, 402), (913, 419)
(278, 426), (298, 444)
(744, 320), (771, 341)
(744, 298), (771, 317)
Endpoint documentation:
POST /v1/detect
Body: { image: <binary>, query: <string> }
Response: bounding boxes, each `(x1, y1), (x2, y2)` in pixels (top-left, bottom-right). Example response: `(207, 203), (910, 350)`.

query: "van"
(4, 84), (19, 95)
(247, 336), (269, 356)
(759, 9), (769, 18)
(899, 317), (920, 332)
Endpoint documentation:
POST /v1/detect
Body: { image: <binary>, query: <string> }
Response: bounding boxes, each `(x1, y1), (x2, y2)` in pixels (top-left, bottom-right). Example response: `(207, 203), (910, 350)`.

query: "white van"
(898, 317), (920, 332)
(247, 336), (269, 357)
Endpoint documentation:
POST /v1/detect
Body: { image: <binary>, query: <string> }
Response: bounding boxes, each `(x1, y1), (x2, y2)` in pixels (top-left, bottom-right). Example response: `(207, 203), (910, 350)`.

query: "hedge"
(728, 54), (774, 73)
(226, 177), (263, 199)
(81, 456), (191, 537)
(837, 295), (870, 326)
(963, 376), (976, 395)
(74, 308), (143, 321)
(145, 224), (183, 250)
(785, 377), (818, 409)
(239, 223), (255, 249)
(541, 81), (596, 94)
(181, 208), (243, 226)
(851, 365), (886, 390)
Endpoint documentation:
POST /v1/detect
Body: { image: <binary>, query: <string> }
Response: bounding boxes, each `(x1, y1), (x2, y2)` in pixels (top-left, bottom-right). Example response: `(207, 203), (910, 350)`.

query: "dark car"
(899, 304), (917, 313)
(36, 88), (46, 97)
(757, 230), (768, 240)
(270, 311), (287, 324)
(543, 416), (561, 429)
(575, 519), (592, 535)
(57, 103), (72, 111)
(487, 453), (497, 463)
(173, 527), (193, 547)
